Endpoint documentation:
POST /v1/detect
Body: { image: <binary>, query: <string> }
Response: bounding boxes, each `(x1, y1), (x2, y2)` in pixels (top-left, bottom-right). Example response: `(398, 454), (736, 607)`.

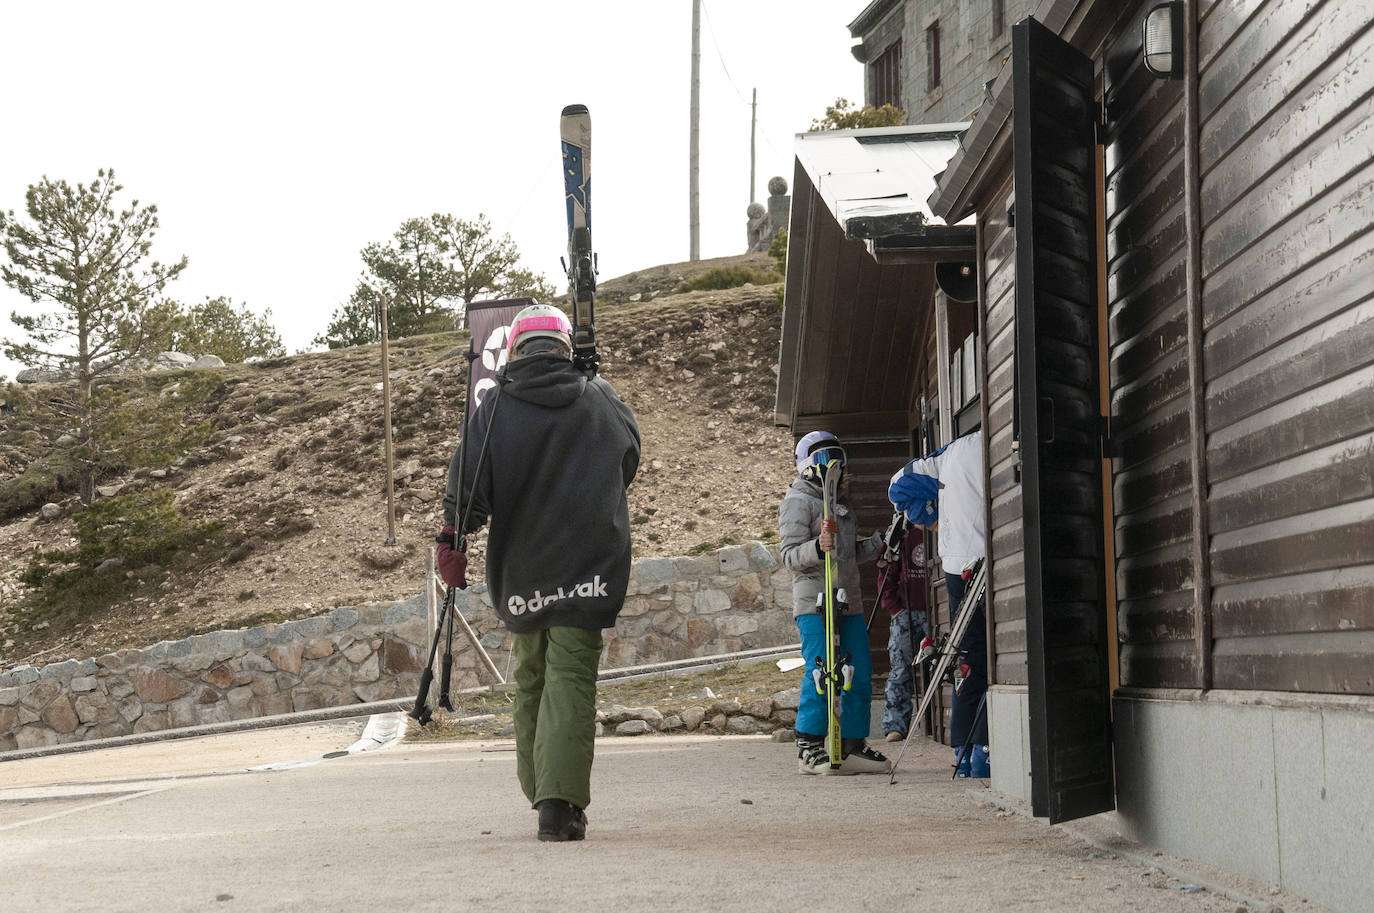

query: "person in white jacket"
(887, 431), (990, 777)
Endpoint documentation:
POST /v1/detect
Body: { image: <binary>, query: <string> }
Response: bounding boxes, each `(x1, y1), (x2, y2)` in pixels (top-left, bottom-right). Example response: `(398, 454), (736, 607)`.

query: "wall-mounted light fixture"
(1142, 1), (1184, 79)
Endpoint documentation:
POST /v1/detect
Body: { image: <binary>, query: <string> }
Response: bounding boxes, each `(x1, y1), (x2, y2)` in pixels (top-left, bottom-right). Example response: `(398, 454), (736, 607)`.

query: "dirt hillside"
(0, 253), (797, 670)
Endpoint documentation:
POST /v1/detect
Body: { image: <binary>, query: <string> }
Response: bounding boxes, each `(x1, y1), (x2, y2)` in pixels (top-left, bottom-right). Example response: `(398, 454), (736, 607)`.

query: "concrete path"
(0, 719), (1318, 912)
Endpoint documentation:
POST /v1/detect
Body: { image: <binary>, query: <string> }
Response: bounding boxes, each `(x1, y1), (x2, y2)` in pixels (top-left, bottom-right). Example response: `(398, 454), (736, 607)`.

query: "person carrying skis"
(875, 519), (929, 742)
(887, 430), (989, 777)
(436, 303), (640, 841)
(779, 430), (891, 774)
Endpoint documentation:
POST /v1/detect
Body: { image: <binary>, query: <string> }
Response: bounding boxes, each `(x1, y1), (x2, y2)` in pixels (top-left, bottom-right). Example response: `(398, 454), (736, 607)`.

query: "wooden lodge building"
(776, 2), (1372, 909)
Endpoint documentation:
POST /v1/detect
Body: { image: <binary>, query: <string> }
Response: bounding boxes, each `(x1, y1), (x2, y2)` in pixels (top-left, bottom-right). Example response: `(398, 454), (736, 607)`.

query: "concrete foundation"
(1114, 692), (1374, 913)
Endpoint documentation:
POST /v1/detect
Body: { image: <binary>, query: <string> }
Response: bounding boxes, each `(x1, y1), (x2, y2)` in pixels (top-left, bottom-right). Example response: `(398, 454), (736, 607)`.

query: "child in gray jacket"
(779, 431), (889, 774)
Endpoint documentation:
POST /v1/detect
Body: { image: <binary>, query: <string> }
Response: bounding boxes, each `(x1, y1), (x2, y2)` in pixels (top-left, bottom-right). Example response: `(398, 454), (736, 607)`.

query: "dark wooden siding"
(1196, 0), (1374, 694)
(781, 168), (935, 435)
(1102, 7), (1200, 689)
(981, 178), (1028, 687)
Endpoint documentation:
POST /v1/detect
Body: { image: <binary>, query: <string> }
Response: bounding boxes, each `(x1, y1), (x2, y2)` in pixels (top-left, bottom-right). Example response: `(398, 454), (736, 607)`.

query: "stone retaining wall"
(0, 542), (794, 751)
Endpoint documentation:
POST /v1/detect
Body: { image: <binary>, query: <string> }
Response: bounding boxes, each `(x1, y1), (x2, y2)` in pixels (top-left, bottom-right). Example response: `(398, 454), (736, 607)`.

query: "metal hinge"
(1093, 110), (1110, 145)
(1099, 415), (1120, 460)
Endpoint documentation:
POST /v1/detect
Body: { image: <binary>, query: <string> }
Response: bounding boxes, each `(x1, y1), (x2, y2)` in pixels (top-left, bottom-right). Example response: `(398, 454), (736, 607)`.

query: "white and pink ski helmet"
(795, 430), (845, 473)
(507, 303), (572, 359)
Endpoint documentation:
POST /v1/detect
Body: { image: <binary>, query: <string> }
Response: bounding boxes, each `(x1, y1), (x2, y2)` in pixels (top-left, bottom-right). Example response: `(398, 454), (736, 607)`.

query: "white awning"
(794, 122), (974, 257)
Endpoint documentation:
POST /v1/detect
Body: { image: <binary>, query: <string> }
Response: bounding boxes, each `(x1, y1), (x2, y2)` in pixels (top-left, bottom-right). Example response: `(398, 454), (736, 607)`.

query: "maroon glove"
(435, 526), (468, 589)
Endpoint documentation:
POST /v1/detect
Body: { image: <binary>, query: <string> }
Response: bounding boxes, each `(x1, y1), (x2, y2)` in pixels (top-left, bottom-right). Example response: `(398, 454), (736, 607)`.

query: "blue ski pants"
(881, 607), (928, 736)
(795, 612), (874, 740)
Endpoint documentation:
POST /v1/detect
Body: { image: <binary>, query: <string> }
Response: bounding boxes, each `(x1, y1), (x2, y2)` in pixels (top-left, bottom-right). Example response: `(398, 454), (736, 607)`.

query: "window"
(870, 39), (902, 109)
(926, 22), (941, 92)
(992, 0), (1005, 38)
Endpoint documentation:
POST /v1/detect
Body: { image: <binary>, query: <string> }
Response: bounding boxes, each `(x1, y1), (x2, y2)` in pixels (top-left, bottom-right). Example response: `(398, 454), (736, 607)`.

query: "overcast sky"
(0, 0), (863, 380)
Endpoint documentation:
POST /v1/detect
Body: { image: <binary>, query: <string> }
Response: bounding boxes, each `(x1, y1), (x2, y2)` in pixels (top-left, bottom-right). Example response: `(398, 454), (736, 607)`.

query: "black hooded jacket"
(442, 353), (640, 633)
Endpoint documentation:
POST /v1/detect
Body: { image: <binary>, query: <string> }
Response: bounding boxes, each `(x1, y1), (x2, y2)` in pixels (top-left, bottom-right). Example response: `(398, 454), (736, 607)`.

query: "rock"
(661, 714), (684, 731)
(40, 696), (80, 733)
(342, 641), (373, 663)
(708, 713), (728, 730)
(191, 355), (226, 370)
(96, 483), (126, 498)
(69, 676), (98, 693)
(679, 706), (707, 731)
(741, 698), (774, 719)
(95, 558), (124, 576)
(615, 719), (652, 736)
(771, 688), (801, 710)
(303, 639), (334, 660)
(16, 368), (65, 384)
(624, 707), (664, 726)
(133, 668), (190, 703)
(202, 664), (235, 689)
(693, 590), (731, 615)
(725, 715), (762, 734)
(710, 700), (742, 716)
(16, 725), (60, 749)
(600, 704), (634, 725)
(22, 681), (61, 710)
(267, 643), (304, 675)
(770, 728), (796, 742)
(39, 503), (63, 521)
(381, 639), (423, 674)
(151, 352), (196, 372)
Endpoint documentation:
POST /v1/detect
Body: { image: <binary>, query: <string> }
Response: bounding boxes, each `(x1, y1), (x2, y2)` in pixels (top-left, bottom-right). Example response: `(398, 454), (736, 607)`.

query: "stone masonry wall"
(0, 542), (794, 752)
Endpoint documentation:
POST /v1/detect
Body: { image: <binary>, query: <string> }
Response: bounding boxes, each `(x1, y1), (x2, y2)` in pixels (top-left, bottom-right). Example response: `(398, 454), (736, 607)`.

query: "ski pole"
(410, 587), (454, 726)
(438, 595), (457, 712)
(410, 355), (505, 724)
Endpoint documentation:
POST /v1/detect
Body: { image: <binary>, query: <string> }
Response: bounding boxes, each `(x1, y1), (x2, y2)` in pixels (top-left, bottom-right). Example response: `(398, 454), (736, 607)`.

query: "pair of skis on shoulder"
(560, 104), (598, 375)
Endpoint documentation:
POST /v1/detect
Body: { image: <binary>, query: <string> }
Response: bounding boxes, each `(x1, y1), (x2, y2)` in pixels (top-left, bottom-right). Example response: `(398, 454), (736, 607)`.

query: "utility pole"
(689, 0), (701, 261)
(379, 293), (397, 546)
(749, 87), (758, 203)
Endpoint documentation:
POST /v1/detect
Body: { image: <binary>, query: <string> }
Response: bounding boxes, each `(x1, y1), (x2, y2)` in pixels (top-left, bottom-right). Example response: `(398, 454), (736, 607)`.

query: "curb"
(0, 699), (411, 764)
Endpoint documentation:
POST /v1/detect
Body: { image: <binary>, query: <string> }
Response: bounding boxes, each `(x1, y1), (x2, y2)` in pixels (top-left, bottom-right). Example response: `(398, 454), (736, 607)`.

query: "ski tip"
(561, 104), (589, 116)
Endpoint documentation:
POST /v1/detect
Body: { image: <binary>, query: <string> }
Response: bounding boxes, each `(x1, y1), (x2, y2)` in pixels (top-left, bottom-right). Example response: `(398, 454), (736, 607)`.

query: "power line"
(699, 0), (753, 106)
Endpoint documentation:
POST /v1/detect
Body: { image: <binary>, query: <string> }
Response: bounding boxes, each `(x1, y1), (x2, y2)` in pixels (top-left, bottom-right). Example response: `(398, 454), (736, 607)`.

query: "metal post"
(380, 294), (397, 546)
(749, 87), (757, 204)
(689, 0), (701, 261)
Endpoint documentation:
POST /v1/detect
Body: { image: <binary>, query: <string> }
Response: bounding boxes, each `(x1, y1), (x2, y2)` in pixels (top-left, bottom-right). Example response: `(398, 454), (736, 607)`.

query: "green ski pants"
(511, 625), (603, 810)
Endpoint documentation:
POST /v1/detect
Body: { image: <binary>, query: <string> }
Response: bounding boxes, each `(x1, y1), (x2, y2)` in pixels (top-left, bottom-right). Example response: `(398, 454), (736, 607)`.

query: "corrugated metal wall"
(1103, 7), (1198, 689)
(1196, 1), (1374, 693)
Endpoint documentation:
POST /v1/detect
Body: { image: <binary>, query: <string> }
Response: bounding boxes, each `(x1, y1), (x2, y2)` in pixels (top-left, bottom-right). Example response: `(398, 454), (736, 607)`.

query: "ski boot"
(839, 738), (891, 774)
(796, 734), (829, 775)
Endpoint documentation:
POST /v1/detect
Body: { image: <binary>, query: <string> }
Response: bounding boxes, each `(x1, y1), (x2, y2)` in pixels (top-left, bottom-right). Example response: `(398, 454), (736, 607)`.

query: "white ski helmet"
(507, 303), (572, 360)
(795, 430), (845, 473)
